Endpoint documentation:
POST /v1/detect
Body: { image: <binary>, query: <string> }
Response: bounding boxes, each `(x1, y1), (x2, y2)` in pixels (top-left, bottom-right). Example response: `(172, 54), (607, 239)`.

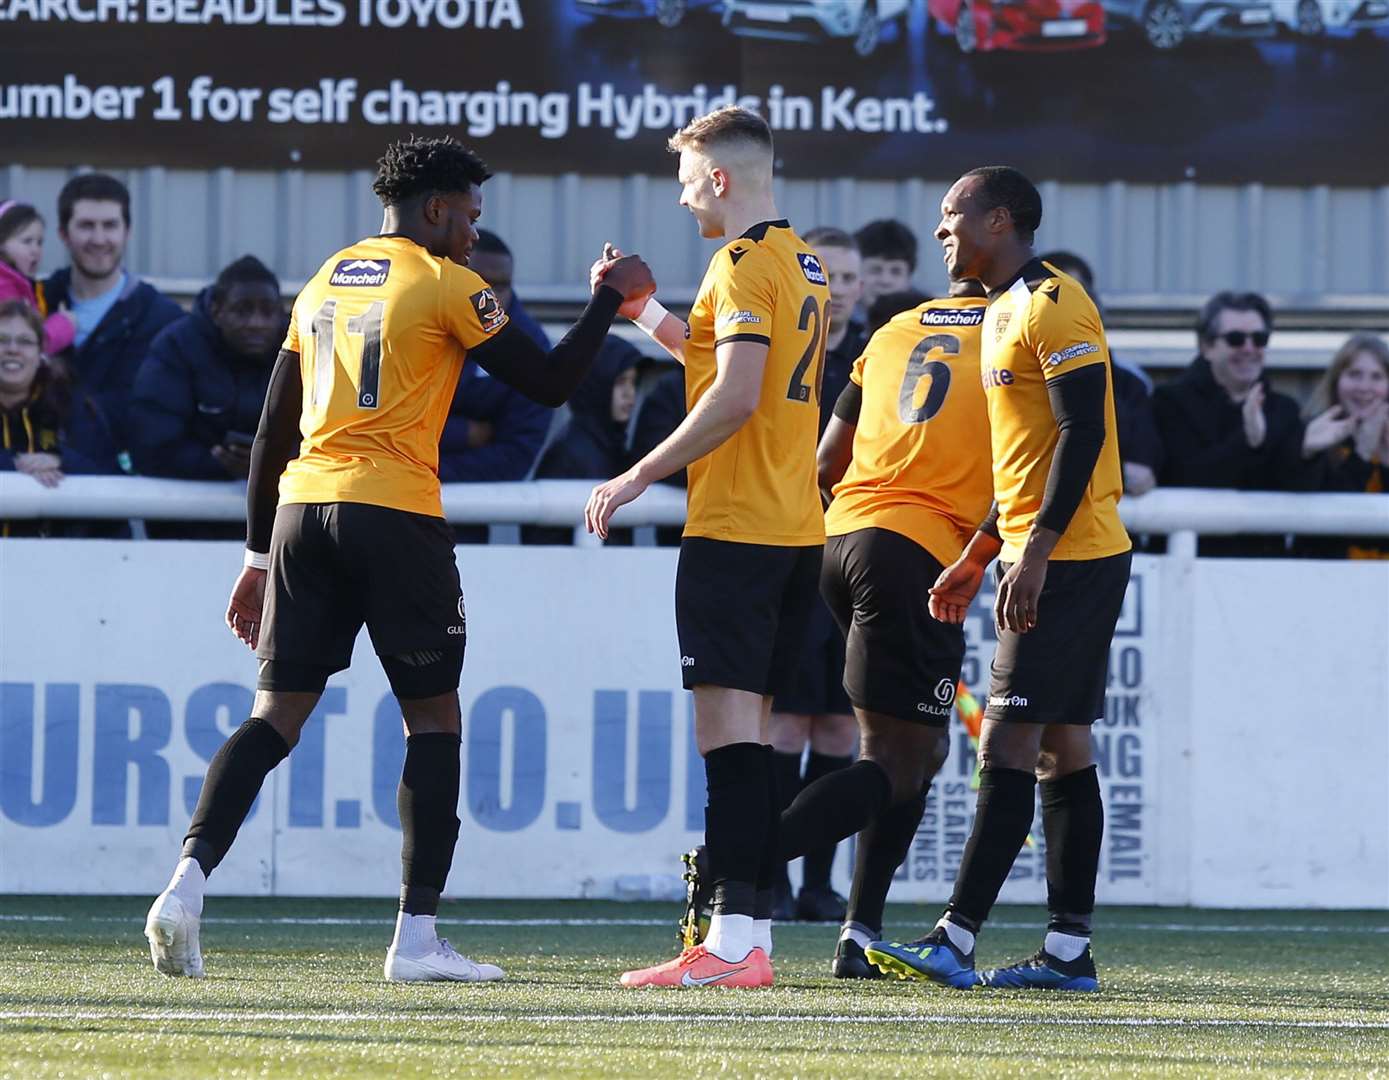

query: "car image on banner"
(720, 0), (914, 55)
(1268, 0), (1389, 33)
(1103, 0), (1276, 46)
(573, 0), (722, 26)
(927, 0), (1107, 50)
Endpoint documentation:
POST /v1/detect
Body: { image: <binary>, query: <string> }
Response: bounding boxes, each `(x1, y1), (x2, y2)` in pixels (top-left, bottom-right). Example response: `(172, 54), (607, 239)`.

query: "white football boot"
(385, 937), (505, 983)
(144, 859), (206, 978)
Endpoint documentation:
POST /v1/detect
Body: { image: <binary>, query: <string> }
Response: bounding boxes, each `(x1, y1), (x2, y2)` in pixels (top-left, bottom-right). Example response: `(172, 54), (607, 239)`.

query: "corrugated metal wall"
(6, 164), (1388, 307)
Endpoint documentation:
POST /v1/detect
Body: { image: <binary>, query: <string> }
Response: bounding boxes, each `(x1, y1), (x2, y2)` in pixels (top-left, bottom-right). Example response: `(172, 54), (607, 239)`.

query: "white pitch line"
(2, 914), (1387, 934)
(0, 1009), (1386, 1031)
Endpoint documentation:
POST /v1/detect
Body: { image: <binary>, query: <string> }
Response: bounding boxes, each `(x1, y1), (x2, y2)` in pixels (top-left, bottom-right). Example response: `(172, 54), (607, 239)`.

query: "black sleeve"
(831, 381), (863, 425)
(979, 501), (1001, 541)
(1036, 364), (1108, 536)
(246, 349), (303, 555)
(466, 285), (622, 408)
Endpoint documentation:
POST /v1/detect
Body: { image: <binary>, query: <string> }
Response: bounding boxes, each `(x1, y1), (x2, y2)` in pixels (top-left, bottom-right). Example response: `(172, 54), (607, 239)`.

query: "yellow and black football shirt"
(825, 297), (993, 566)
(278, 235), (508, 518)
(683, 219), (828, 547)
(982, 258), (1130, 562)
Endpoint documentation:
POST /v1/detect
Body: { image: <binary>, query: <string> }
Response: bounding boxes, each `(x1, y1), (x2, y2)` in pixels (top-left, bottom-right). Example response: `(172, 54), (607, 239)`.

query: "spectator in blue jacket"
(129, 256), (285, 479)
(41, 174), (183, 452)
(439, 228), (553, 481)
(438, 363), (552, 482)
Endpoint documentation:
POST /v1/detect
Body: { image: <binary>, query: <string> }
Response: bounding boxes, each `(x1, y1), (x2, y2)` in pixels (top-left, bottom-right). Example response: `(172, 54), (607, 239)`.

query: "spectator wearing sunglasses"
(1153, 291), (1316, 553)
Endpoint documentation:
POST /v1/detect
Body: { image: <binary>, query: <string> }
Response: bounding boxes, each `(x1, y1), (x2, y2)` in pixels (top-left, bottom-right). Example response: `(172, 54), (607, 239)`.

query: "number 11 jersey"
(682, 219), (829, 547)
(278, 234), (509, 518)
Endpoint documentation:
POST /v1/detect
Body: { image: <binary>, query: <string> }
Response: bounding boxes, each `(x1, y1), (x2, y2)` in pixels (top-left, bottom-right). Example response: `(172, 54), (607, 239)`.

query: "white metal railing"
(3, 474), (1387, 553)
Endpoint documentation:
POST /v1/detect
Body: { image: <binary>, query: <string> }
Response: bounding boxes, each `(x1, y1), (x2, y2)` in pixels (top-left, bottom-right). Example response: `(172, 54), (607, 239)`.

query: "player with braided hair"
(144, 136), (655, 984)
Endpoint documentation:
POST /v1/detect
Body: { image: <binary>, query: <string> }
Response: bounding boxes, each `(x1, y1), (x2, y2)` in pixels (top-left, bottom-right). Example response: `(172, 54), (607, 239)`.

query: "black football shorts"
(985, 549), (1132, 726)
(820, 527), (966, 727)
(257, 502), (466, 696)
(675, 537), (823, 697)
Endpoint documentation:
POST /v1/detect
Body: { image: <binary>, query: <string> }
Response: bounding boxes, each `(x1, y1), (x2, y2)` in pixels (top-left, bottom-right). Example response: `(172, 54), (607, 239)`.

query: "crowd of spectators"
(1, 176), (1384, 557)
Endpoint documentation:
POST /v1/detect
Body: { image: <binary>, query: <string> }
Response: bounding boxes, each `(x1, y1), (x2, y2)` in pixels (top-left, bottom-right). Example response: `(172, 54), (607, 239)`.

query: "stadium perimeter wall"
(5, 165), (1388, 310)
(1, 540), (1385, 908)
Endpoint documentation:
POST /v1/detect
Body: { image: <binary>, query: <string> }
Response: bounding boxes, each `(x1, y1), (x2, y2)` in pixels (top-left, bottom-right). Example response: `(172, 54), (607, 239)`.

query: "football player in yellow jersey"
(792, 280), (994, 979)
(584, 107), (827, 989)
(866, 167), (1132, 994)
(144, 136), (654, 984)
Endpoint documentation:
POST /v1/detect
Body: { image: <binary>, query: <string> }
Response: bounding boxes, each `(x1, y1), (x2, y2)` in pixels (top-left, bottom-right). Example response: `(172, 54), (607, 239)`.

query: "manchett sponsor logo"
(920, 308), (984, 327)
(1047, 342), (1099, 367)
(797, 252), (827, 285)
(681, 655), (696, 667)
(989, 694), (1029, 707)
(329, 258), (390, 287)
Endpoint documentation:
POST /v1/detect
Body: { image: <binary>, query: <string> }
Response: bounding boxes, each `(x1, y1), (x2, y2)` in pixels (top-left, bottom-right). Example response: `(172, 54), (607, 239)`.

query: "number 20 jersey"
(825, 297), (994, 567)
(277, 235), (508, 518)
(683, 219), (829, 547)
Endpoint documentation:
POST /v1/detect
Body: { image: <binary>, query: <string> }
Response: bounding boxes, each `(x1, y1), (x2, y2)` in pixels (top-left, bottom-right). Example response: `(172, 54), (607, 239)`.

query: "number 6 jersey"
(277, 234), (509, 518)
(682, 219), (829, 547)
(825, 297), (994, 567)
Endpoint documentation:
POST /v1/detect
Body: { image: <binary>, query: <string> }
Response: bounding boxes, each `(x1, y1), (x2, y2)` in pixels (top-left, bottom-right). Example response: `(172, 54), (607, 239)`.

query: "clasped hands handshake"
(590, 242), (656, 319)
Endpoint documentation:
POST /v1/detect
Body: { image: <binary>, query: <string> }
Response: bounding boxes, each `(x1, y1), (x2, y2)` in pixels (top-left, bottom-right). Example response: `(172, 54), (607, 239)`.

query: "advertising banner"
(3, 2), (1386, 183)
(0, 540), (1165, 904)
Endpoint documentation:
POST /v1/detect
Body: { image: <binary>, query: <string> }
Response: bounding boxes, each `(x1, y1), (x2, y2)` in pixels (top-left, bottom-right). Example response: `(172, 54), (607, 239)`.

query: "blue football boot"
(864, 926), (978, 989)
(979, 944), (1100, 992)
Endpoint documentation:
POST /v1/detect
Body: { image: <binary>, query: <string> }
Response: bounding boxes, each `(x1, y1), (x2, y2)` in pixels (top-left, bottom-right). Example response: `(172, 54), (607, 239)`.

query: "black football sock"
(182, 718), (290, 877)
(944, 767), (1037, 931)
(755, 746), (782, 901)
(705, 742), (770, 917)
(1040, 765), (1103, 937)
(778, 759), (891, 863)
(845, 787), (929, 936)
(799, 751), (854, 892)
(770, 749), (802, 893)
(397, 732), (462, 916)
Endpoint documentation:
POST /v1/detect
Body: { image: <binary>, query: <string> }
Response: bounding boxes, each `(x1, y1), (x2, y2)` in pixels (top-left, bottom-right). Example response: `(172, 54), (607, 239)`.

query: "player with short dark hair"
(144, 135), (654, 983)
(866, 166), (1131, 991)
(585, 106), (827, 988)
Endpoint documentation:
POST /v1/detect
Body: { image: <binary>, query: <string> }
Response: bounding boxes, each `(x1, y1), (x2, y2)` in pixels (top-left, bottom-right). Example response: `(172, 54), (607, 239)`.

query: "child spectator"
(854, 219), (917, 312)
(0, 202), (75, 357)
(1299, 333), (1389, 559)
(533, 336), (641, 480)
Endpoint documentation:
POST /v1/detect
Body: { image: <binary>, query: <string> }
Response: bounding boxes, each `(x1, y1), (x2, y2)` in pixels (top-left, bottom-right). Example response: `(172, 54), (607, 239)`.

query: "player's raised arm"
(592, 243), (690, 365)
(228, 346), (303, 649)
(466, 255), (655, 407)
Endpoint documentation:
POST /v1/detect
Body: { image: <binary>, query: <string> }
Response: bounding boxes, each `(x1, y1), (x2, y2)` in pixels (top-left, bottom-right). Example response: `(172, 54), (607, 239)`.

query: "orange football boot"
(619, 945), (774, 989)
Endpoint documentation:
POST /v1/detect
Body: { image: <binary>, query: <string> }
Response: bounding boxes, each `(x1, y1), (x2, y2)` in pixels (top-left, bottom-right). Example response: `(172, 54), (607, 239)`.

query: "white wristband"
(633, 298), (668, 335)
(244, 549), (270, 571)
